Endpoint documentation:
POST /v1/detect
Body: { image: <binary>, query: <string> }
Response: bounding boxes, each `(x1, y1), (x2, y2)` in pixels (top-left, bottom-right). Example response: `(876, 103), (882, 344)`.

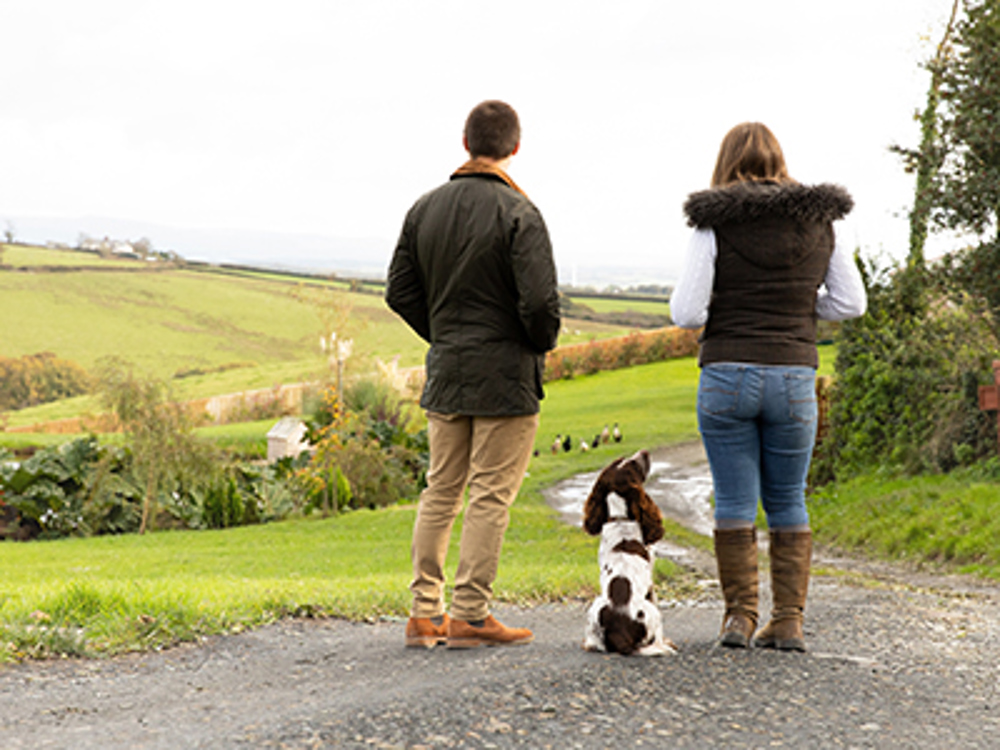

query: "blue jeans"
(697, 363), (817, 529)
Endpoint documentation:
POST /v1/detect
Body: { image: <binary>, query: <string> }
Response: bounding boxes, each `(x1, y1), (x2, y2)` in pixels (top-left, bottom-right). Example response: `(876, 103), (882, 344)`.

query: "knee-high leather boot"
(754, 529), (812, 652)
(713, 527), (759, 648)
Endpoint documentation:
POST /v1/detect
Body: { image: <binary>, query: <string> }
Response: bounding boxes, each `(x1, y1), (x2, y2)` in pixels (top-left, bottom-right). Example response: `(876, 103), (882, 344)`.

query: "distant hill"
(6, 215), (392, 278)
(5, 215), (679, 289)
(0, 243), (634, 429)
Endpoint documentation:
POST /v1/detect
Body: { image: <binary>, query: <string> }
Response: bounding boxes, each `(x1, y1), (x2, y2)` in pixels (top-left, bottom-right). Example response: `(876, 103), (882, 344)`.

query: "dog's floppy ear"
(611, 458), (663, 546)
(629, 487), (664, 547)
(583, 459), (622, 536)
(582, 476), (610, 536)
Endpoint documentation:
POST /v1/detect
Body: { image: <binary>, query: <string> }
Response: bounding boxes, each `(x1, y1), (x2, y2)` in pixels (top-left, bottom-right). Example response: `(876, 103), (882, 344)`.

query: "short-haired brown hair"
(464, 100), (520, 159)
(711, 122), (791, 187)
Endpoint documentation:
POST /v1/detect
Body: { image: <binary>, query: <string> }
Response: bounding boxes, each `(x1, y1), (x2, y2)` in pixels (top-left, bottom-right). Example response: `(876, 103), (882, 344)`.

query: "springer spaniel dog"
(582, 450), (677, 656)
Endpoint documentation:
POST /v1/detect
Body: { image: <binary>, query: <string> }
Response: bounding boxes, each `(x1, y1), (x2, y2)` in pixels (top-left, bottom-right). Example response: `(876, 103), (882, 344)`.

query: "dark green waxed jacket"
(386, 172), (560, 416)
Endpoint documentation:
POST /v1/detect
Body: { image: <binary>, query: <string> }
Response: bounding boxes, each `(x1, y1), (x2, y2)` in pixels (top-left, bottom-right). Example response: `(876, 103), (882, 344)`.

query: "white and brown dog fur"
(582, 450), (677, 656)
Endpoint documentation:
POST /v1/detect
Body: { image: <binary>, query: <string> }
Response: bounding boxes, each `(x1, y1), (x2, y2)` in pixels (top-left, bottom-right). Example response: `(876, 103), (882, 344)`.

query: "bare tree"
(132, 237), (153, 260)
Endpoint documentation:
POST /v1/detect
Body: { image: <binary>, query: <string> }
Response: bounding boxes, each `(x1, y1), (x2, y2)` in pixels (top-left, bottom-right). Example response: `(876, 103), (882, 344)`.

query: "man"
(386, 100), (560, 648)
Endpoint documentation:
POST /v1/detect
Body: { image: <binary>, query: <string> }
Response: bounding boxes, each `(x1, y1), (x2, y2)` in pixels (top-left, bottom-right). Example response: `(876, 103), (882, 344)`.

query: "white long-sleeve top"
(670, 227), (867, 330)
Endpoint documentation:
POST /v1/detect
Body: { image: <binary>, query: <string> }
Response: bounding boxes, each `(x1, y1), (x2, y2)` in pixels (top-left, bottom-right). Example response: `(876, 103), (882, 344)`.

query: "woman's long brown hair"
(711, 122), (793, 187)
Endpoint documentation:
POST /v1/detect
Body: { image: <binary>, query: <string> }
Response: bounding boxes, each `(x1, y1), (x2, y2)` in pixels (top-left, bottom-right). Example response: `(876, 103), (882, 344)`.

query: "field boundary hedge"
(543, 327), (699, 381)
(5, 328), (701, 434)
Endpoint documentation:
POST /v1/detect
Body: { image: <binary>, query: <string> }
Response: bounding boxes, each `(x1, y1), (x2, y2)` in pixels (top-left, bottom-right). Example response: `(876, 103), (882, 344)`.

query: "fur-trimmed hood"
(683, 181), (853, 228)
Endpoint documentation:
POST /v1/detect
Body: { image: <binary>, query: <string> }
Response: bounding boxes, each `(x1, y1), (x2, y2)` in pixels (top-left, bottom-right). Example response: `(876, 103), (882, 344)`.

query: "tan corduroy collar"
(451, 158), (527, 198)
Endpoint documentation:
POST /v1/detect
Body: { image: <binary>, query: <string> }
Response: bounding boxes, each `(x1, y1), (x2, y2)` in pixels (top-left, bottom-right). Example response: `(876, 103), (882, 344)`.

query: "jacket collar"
(683, 181), (853, 228)
(451, 158), (527, 198)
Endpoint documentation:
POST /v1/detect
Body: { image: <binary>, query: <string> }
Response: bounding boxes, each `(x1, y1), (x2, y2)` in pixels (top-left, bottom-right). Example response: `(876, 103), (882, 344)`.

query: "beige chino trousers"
(410, 411), (539, 621)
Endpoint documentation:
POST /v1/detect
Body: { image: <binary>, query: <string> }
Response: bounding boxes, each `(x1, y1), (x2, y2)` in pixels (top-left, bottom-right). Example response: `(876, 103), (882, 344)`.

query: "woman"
(671, 122), (866, 651)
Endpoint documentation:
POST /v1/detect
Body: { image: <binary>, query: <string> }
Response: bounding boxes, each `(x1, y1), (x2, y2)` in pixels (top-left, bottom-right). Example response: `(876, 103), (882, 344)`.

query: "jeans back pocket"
(784, 371), (817, 424)
(698, 365), (744, 416)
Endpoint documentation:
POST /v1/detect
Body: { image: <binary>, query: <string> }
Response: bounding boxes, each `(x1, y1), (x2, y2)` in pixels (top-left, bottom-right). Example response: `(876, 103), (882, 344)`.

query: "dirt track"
(3, 443), (1000, 748)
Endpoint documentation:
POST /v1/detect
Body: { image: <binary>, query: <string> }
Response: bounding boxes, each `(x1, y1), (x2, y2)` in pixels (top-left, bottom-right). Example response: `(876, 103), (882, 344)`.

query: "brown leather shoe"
(447, 615), (534, 649)
(405, 614), (450, 648)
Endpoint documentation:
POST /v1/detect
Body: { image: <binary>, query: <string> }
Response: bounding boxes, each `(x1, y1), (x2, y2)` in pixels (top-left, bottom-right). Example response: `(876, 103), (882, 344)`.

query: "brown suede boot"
(447, 615), (534, 648)
(405, 614), (450, 648)
(713, 527), (759, 648)
(754, 529), (812, 652)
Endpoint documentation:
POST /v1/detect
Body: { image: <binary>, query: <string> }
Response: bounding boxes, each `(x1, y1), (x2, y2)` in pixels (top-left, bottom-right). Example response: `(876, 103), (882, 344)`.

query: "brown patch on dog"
(598, 605), (648, 655)
(609, 576), (632, 607)
(613, 538), (650, 561)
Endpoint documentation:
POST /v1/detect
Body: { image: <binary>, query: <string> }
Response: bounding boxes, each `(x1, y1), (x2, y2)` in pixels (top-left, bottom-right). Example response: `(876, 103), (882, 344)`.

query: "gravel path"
(3, 443), (1000, 749)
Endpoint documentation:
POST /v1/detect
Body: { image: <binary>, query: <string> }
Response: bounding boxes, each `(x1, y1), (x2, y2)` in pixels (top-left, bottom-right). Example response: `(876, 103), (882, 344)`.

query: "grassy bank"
(809, 465), (1000, 578)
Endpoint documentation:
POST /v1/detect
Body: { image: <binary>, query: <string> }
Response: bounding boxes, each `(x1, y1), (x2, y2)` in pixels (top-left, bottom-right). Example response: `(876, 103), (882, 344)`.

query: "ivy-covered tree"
(818, 1), (1000, 483)
(895, 0), (999, 243)
(931, 0), (1000, 238)
(930, 0), (1000, 328)
(893, 0), (960, 267)
(894, 0), (1000, 324)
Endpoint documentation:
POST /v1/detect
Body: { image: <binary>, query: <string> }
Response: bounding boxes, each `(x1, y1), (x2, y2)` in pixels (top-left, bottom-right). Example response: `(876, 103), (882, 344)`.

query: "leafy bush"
(937, 238), (1000, 339)
(201, 478), (248, 529)
(0, 437), (142, 539)
(0, 352), (92, 411)
(0, 434), (303, 539)
(812, 257), (999, 485)
(298, 381), (428, 512)
(544, 328), (699, 381)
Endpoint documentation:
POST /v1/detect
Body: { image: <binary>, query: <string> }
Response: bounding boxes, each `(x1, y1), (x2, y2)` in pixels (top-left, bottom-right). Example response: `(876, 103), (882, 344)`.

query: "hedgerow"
(544, 327), (699, 381)
(812, 257), (999, 485)
(0, 352), (92, 411)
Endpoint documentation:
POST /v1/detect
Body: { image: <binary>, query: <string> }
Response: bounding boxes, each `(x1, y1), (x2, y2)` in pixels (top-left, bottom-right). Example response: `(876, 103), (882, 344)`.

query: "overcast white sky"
(1, 1), (955, 283)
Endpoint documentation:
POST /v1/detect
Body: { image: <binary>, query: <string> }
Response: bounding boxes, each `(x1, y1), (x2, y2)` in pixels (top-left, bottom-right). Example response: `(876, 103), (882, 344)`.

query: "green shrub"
(813, 257), (999, 484)
(299, 380), (427, 512)
(0, 437), (143, 538)
(202, 478), (245, 529)
(0, 352), (92, 411)
(543, 328), (699, 381)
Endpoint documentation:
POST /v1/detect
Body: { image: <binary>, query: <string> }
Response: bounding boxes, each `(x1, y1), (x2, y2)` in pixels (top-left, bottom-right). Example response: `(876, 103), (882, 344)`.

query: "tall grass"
(809, 468), (1000, 575)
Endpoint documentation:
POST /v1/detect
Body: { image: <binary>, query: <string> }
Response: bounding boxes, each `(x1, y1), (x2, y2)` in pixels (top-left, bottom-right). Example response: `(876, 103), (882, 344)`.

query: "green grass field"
(809, 469), (1000, 577)
(3, 343), (999, 662)
(2, 244), (141, 268)
(1, 244), (629, 429)
(567, 295), (670, 316)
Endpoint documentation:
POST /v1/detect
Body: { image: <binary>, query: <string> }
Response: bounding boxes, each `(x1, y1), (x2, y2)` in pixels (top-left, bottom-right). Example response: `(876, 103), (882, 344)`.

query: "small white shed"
(266, 417), (309, 462)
